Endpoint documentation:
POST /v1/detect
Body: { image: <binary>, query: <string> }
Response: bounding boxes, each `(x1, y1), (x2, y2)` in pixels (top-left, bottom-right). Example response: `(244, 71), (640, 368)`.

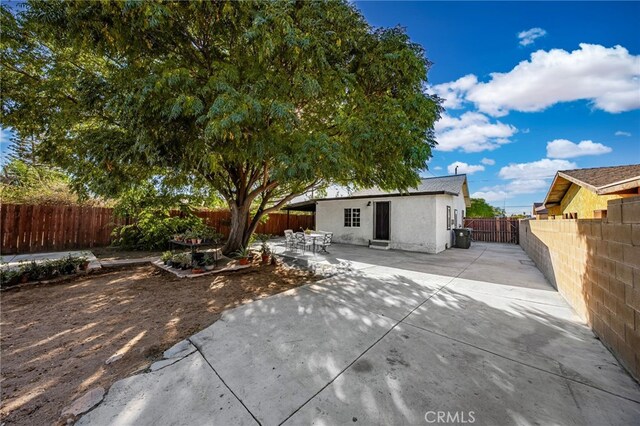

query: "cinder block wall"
(520, 196), (640, 380)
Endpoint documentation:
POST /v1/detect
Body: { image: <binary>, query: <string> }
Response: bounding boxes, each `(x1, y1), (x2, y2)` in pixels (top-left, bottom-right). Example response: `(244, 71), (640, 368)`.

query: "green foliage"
(7, 134), (41, 166)
(466, 198), (506, 218)
(203, 253), (216, 266)
(1, 1), (441, 253)
(171, 253), (191, 269)
(0, 159), (86, 205)
(0, 255), (88, 288)
(161, 251), (173, 263)
(111, 211), (203, 251)
(233, 247), (252, 259)
(110, 179), (222, 250)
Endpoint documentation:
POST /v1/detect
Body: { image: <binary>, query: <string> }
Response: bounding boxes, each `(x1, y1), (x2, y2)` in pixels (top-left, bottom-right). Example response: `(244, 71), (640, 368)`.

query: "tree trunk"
(223, 203), (250, 255)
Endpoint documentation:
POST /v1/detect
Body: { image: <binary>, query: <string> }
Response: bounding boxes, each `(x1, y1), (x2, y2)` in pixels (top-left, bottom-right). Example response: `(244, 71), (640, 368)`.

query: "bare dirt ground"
(1, 262), (316, 425)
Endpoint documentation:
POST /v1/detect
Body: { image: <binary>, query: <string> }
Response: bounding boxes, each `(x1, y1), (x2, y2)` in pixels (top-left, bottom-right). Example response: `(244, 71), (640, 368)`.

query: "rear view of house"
(315, 175), (470, 254)
(542, 164), (640, 219)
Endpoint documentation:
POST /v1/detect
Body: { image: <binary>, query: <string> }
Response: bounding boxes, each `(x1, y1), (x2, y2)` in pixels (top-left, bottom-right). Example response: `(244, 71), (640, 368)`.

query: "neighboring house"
(313, 175), (470, 254)
(542, 164), (640, 219)
(532, 202), (548, 219)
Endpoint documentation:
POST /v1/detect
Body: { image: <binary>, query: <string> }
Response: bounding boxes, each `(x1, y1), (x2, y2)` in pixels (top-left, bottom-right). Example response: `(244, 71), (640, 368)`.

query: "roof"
(543, 164), (640, 207)
(316, 174), (471, 207)
(281, 199), (317, 212)
(533, 202), (548, 214)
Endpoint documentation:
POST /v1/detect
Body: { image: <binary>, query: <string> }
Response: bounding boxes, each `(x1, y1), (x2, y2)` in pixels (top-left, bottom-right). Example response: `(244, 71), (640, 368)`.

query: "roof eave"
(315, 190), (455, 202)
(596, 177), (640, 195)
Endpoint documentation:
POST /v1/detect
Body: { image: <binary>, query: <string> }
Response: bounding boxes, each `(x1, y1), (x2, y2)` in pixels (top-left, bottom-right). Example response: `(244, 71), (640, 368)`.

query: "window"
(454, 209), (458, 228)
(344, 208), (361, 227)
(447, 206), (451, 230)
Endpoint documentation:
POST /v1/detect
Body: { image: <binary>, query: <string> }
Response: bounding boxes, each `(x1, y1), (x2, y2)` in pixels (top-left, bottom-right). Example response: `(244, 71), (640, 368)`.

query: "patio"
(79, 242), (640, 425)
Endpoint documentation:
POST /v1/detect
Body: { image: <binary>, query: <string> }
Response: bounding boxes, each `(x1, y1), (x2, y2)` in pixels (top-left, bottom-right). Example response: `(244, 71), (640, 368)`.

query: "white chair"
(294, 232), (312, 253)
(317, 232), (333, 253)
(284, 229), (295, 250)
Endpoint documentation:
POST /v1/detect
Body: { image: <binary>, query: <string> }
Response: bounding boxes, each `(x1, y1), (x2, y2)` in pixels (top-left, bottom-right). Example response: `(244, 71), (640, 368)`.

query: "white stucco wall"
(434, 193), (468, 252)
(316, 194), (466, 254)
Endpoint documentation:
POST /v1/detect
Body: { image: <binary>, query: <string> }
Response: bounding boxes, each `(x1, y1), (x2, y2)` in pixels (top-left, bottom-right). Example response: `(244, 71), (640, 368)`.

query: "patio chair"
(294, 232), (312, 253)
(284, 229), (295, 250)
(317, 232), (333, 253)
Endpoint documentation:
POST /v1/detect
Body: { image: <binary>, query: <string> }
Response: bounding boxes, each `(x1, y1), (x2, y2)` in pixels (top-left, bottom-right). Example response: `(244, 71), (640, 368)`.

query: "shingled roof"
(543, 164), (640, 207)
(312, 174), (471, 208)
(349, 174), (469, 198)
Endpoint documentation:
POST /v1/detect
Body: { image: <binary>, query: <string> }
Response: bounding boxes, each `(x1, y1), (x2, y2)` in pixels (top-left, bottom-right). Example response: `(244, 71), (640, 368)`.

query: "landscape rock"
(105, 353), (123, 365)
(61, 387), (105, 418)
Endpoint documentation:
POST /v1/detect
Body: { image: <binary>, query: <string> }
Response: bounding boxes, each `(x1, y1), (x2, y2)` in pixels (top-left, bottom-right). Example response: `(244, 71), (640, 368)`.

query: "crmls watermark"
(424, 411), (476, 424)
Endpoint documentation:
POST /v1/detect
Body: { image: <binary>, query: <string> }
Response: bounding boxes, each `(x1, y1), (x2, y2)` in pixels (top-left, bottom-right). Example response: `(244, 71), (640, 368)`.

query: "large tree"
(1, 1), (441, 254)
(466, 198), (506, 218)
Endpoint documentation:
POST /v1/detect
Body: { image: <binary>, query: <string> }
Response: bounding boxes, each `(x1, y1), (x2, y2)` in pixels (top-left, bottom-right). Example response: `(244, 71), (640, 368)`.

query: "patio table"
(305, 233), (325, 253)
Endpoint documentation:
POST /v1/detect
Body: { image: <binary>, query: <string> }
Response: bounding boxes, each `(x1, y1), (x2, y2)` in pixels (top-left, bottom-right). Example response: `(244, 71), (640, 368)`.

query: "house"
(532, 202), (548, 219)
(542, 164), (640, 219)
(313, 175), (470, 254)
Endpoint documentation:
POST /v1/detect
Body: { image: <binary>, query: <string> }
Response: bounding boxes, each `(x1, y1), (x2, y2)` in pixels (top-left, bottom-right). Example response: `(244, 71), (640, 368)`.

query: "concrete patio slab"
(190, 286), (396, 425)
(284, 325), (640, 426)
(403, 280), (640, 402)
(77, 351), (257, 426)
(79, 242), (640, 426)
(304, 271), (447, 320)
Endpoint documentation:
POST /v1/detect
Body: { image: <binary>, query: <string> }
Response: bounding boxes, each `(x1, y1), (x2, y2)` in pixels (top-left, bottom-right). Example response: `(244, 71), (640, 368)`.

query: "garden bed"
(0, 262), (317, 425)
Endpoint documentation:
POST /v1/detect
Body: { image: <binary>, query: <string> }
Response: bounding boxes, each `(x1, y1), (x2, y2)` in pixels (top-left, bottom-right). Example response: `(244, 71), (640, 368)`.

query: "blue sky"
(357, 1), (640, 214)
(2, 2), (639, 213)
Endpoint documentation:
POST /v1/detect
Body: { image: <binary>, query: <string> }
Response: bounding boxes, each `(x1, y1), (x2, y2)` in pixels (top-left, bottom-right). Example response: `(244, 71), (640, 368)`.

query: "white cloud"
(546, 139), (612, 159)
(430, 74), (478, 109)
(615, 131), (631, 137)
(471, 190), (509, 202)
(437, 44), (640, 117)
(433, 166), (443, 171)
(518, 28), (547, 46)
(480, 158), (495, 165)
(434, 112), (517, 152)
(472, 179), (550, 202)
(447, 161), (485, 175)
(499, 158), (577, 180)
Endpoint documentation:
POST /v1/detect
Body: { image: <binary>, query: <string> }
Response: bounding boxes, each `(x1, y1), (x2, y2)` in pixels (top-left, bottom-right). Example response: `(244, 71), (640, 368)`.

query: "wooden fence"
(463, 218), (519, 244)
(0, 204), (314, 254)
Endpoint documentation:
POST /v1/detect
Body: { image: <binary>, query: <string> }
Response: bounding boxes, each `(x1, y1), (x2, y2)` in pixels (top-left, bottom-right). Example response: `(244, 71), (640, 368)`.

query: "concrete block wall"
(519, 196), (640, 380)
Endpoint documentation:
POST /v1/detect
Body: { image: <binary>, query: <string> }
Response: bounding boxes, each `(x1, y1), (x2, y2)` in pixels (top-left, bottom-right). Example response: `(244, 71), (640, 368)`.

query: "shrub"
(0, 255), (88, 288)
(0, 269), (21, 288)
(111, 210), (203, 250)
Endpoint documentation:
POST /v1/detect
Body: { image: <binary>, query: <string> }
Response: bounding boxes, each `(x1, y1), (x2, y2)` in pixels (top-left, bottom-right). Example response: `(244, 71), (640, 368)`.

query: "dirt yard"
(1, 262), (316, 425)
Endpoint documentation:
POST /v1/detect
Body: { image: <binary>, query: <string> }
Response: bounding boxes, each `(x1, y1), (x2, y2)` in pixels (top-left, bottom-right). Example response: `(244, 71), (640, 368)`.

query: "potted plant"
(78, 257), (90, 271)
(161, 251), (173, 265)
(233, 247), (252, 266)
(204, 253), (216, 271)
(172, 253), (188, 269)
(258, 235), (271, 264)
